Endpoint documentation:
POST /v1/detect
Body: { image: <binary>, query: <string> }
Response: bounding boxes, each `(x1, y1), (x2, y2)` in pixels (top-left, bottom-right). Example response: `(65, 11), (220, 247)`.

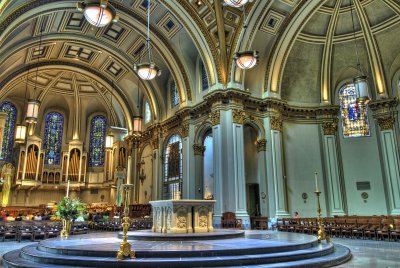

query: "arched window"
(163, 134), (182, 200)
(203, 133), (213, 199)
(0, 101), (17, 161)
(43, 112), (64, 165)
(88, 115), (107, 167)
(170, 80), (179, 108)
(339, 83), (370, 138)
(200, 61), (209, 91)
(144, 101), (151, 124)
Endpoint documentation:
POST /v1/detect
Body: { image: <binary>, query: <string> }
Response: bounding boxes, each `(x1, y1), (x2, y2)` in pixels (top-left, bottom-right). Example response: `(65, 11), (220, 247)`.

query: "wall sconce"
(302, 193), (308, 203)
(139, 168), (146, 185)
(361, 192), (369, 203)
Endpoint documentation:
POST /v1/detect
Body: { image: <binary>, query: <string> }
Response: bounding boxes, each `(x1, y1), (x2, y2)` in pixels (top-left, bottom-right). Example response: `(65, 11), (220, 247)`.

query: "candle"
(66, 180), (70, 198)
(314, 172), (319, 192)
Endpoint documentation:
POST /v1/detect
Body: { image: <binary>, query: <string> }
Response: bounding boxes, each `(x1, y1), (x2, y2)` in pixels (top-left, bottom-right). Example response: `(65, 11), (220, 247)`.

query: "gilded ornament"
(256, 139), (267, 152)
(179, 123), (189, 138)
(377, 116), (395, 131)
(232, 109), (245, 124)
(322, 122), (337, 136)
(270, 117), (283, 131)
(193, 144), (206, 156)
(151, 137), (159, 150)
(210, 110), (220, 126)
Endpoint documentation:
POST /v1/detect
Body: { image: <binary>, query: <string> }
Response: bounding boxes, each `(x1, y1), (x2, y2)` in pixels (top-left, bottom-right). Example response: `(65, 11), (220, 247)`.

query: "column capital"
(377, 116), (395, 131)
(270, 116), (283, 132)
(151, 137), (159, 150)
(210, 110), (220, 126)
(256, 139), (267, 152)
(232, 109), (246, 124)
(322, 121), (338, 135)
(124, 135), (140, 155)
(193, 144), (206, 156)
(179, 123), (189, 138)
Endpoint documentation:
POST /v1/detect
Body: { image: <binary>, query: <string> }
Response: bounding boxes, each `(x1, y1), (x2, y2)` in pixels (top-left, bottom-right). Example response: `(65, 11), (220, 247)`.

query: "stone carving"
(322, 122), (338, 135)
(232, 109), (245, 124)
(193, 144), (206, 156)
(151, 137), (159, 150)
(377, 116), (395, 131)
(210, 110), (220, 126)
(177, 215), (187, 229)
(256, 139), (267, 152)
(179, 123), (189, 138)
(199, 215), (208, 228)
(166, 208), (172, 229)
(270, 116), (283, 131)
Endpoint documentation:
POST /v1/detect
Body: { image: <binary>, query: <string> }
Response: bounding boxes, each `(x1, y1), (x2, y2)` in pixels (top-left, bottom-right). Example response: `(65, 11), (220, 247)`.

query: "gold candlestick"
(117, 184), (135, 260)
(314, 189), (330, 243)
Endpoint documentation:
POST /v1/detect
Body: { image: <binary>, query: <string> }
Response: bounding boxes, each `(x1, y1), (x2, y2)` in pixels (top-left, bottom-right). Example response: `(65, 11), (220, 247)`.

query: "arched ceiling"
(0, 0), (399, 120)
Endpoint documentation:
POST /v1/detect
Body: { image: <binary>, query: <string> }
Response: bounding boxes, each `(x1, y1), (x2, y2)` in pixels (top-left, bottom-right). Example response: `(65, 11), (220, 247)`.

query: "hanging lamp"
(233, 2), (258, 70)
(350, 0), (370, 104)
(25, 28), (44, 124)
(133, 0), (161, 80)
(15, 66), (30, 143)
(105, 81), (115, 150)
(132, 78), (143, 134)
(77, 0), (118, 27)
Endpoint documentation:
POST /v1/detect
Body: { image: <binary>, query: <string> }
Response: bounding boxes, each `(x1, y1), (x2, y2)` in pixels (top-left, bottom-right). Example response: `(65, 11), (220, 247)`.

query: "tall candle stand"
(314, 189), (330, 243)
(117, 184), (135, 260)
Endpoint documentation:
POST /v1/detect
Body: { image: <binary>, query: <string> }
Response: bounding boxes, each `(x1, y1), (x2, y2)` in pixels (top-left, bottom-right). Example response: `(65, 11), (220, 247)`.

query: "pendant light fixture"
(132, 79), (143, 135)
(133, 0), (161, 80)
(15, 68), (29, 143)
(26, 27), (43, 124)
(350, 0), (370, 104)
(77, 0), (118, 27)
(105, 81), (115, 150)
(233, 2), (258, 70)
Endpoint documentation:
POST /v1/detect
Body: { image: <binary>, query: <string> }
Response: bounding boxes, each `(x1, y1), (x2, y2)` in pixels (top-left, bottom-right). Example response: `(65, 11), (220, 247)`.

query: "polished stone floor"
(0, 231), (399, 267)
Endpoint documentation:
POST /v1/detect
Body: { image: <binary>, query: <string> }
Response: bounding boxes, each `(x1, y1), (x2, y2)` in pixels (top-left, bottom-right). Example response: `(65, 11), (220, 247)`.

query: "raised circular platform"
(119, 229), (245, 241)
(2, 231), (352, 268)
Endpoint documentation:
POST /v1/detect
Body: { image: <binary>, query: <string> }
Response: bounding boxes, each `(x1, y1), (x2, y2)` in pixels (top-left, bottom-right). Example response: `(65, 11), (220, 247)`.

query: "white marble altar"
(150, 200), (215, 234)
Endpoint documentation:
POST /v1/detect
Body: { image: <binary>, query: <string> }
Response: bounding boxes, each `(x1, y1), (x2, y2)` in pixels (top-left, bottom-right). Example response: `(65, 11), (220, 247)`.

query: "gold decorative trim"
(210, 110), (220, 126)
(322, 122), (337, 136)
(377, 116), (395, 131)
(232, 109), (245, 124)
(270, 117), (283, 131)
(193, 144), (206, 156)
(256, 139), (267, 152)
(179, 123), (189, 138)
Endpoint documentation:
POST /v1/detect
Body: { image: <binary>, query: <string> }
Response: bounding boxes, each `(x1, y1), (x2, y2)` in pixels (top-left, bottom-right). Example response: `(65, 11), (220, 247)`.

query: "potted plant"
(56, 197), (86, 238)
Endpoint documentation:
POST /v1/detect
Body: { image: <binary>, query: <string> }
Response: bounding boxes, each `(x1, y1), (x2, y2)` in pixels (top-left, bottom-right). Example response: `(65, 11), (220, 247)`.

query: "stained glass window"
(88, 115), (107, 167)
(144, 101), (151, 124)
(0, 101), (16, 161)
(171, 80), (180, 108)
(43, 112), (64, 165)
(163, 134), (182, 200)
(200, 61), (209, 91)
(339, 83), (370, 138)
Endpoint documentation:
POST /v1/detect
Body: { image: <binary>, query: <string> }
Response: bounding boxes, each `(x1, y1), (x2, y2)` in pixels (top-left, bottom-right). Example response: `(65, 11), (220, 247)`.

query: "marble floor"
(0, 231), (399, 267)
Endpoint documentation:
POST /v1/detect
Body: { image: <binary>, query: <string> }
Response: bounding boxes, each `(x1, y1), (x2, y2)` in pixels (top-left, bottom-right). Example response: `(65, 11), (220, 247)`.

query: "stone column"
(151, 133), (163, 200)
(180, 122), (196, 199)
(125, 136), (139, 204)
(211, 110), (223, 226)
(193, 144), (205, 199)
(256, 139), (269, 216)
(321, 121), (347, 216)
(266, 116), (290, 217)
(376, 115), (400, 214)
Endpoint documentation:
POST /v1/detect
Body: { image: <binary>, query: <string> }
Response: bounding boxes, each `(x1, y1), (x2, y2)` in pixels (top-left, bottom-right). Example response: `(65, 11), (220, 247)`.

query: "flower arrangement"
(56, 197), (86, 221)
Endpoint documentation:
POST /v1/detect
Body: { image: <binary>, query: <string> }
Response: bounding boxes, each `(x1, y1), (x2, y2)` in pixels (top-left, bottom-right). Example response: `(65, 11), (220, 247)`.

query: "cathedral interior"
(0, 0), (400, 267)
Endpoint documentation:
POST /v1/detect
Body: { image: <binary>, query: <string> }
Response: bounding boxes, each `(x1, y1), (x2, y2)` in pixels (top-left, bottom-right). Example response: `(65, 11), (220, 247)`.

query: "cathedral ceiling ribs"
(264, 0), (325, 95)
(321, 0), (342, 103)
(0, 32), (162, 122)
(0, 0), (192, 104)
(0, 61), (134, 131)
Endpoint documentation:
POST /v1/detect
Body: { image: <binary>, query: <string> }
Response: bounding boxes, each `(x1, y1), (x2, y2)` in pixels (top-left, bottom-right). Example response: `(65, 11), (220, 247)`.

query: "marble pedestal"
(150, 200), (215, 234)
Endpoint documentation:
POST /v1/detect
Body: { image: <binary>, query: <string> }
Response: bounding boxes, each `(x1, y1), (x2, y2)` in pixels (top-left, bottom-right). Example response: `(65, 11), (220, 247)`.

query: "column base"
(390, 208), (400, 215)
(235, 212), (250, 230)
(331, 210), (347, 216)
(213, 215), (222, 228)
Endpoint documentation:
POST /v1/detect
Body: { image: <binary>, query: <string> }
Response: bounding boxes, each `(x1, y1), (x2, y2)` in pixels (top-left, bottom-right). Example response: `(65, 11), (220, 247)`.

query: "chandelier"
(350, 0), (370, 104)
(224, 0), (252, 8)
(77, 0), (118, 27)
(133, 0), (161, 80)
(233, 1), (258, 70)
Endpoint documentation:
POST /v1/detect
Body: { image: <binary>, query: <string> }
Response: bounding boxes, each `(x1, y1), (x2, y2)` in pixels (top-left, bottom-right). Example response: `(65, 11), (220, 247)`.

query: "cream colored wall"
(138, 145), (153, 204)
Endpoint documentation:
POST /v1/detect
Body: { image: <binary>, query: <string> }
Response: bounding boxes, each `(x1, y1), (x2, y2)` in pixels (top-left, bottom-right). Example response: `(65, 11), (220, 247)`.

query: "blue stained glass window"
(339, 83), (370, 138)
(0, 102), (16, 162)
(144, 101), (151, 124)
(200, 61), (209, 91)
(43, 112), (64, 165)
(88, 115), (107, 167)
(171, 80), (180, 108)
